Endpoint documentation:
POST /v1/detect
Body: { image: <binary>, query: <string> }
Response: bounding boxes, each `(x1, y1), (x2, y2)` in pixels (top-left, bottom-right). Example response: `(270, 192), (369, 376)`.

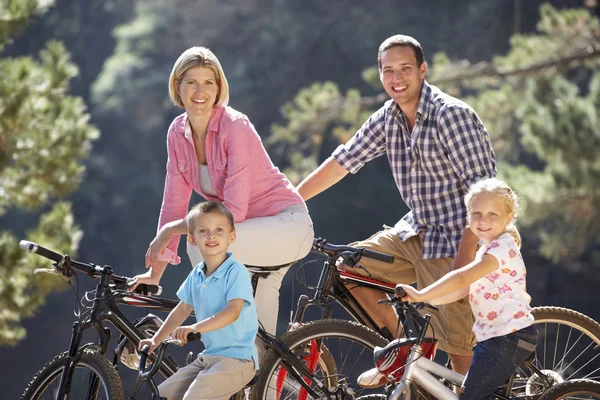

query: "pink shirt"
(469, 233), (534, 342)
(158, 106), (304, 264)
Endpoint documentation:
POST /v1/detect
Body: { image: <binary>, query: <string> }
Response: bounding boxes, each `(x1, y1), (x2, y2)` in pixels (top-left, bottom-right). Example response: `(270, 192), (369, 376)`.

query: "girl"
(397, 178), (537, 400)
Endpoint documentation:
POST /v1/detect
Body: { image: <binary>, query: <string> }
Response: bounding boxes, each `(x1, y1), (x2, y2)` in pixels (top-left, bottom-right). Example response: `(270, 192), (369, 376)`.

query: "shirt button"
(202, 284), (206, 288)
(412, 189), (416, 194)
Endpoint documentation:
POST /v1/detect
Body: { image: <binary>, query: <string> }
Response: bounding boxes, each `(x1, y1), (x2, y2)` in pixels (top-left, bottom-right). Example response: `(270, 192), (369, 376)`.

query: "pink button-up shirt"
(158, 106), (304, 264)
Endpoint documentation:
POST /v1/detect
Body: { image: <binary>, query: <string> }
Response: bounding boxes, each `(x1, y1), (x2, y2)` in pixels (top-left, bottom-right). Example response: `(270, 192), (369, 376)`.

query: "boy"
(139, 201), (258, 400)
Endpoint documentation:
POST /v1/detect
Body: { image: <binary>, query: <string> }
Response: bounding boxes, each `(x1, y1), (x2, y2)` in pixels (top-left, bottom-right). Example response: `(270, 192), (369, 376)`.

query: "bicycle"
(17, 239), (391, 400)
(253, 237), (600, 400)
(345, 291), (598, 400)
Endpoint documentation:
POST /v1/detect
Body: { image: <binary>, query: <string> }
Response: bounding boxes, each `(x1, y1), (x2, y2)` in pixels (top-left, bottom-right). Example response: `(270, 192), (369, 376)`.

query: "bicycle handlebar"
(19, 240), (161, 296)
(138, 332), (201, 378)
(312, 237), (395, 264)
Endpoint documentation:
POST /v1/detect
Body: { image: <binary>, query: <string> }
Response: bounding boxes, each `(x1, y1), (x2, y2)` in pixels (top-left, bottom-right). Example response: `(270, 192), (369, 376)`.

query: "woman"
(131, 46), (314, 338)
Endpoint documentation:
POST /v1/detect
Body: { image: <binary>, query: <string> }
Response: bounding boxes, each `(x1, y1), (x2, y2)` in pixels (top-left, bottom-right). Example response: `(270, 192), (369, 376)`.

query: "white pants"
(186, 204), (314, 337)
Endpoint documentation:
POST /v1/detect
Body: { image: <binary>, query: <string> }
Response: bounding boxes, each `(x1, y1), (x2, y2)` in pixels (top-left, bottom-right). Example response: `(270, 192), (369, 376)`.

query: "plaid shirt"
(332, 81), (496, 259)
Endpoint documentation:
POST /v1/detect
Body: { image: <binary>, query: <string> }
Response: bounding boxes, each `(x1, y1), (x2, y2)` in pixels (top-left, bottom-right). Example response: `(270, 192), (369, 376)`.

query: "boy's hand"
(138, 338), (158, 354)
(395, 284), (422, 302)
(171, 325), (197, 345)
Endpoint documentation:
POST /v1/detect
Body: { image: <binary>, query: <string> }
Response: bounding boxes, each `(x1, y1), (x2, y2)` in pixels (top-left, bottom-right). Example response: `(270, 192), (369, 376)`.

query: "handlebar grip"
(19, 240), (63, 263)
(135, 284), (162, 296)
(139, 345), (150, 372)
(362, 248), (395, 264)
(187, 332), (201, 342)
(395, 286), (406, 298)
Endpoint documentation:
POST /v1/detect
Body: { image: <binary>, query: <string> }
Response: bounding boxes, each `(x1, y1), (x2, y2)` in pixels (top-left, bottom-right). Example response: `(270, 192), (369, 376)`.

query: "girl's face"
(468, 192), (513, 245)
(176, 66), (219, 117)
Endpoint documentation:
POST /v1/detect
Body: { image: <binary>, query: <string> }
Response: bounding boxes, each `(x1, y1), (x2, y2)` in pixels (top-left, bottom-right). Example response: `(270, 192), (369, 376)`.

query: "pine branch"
(360, 47), (600, 106)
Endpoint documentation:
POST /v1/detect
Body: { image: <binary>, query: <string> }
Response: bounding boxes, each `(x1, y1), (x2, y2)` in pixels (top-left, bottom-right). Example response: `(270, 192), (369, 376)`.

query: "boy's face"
(187, 212), (236, 257)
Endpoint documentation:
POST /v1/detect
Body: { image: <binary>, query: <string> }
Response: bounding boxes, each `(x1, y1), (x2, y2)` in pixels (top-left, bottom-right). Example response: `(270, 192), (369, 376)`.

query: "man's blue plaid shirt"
(332, 81), (497, 259)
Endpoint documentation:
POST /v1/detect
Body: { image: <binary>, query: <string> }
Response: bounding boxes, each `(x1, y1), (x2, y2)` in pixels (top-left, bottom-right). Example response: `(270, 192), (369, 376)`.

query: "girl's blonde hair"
(168, 46), (230, 108)
(465, 178), (522, 248)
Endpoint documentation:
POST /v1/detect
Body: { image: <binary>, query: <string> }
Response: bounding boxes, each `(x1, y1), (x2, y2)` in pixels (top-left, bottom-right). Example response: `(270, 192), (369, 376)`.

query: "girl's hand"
(395, 284), (423, 302)
(171, 325), (197, 345)
(138, 338), (158, 354)
(146, 229), (172, 268)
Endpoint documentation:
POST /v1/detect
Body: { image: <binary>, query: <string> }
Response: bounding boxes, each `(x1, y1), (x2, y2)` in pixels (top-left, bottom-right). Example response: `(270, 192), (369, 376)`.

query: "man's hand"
(138, 338), (158, 354)
(451, 228), (479, 270)
(171, 325), (198, 345)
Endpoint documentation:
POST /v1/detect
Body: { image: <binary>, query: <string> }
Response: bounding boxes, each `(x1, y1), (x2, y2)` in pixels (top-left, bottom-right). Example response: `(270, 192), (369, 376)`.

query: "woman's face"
(176, 66), (219, 117)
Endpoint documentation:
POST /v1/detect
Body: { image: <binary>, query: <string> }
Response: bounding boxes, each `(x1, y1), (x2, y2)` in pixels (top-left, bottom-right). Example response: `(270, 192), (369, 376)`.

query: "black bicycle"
(17, 238), (395, 400)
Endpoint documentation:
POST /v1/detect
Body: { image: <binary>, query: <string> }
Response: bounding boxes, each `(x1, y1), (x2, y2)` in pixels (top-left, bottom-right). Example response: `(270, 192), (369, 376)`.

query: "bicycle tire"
(20, 348), (124, 400)
(252, 319), (388, 400)
(510, 306), (600, 397)
(538, 379), (600, 400)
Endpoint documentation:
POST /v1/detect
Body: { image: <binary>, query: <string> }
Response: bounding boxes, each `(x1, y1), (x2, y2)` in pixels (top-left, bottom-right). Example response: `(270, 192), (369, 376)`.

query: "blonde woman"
(131, 47), (314, 340)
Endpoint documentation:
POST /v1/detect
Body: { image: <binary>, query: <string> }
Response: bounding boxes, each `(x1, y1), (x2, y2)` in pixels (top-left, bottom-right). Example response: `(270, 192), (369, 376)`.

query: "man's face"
(379, 46), (426, 109)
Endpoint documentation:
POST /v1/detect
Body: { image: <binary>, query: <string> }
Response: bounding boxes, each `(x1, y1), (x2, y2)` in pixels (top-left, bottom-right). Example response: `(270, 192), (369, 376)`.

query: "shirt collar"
(196, 252), (235, 279)
(387, 80), (432, 123)
(183, 106), (226, 139)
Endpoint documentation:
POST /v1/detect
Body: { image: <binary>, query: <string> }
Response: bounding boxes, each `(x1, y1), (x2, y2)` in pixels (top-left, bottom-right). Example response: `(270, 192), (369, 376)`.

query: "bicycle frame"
(389, 343), (464, 400)
(292, 251), (397, 340)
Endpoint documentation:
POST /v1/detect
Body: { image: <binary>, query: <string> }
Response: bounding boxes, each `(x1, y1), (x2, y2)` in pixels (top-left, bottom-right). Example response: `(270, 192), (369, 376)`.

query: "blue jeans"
(461, 325), (538, 400)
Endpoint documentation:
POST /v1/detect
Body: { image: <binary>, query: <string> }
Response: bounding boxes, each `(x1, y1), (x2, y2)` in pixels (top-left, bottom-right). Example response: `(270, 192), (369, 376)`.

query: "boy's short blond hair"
(186, 201), (235, 234)
(168, 47), (230, 108)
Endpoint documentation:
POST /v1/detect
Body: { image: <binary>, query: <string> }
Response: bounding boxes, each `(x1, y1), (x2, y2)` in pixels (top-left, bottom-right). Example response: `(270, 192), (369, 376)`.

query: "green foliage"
(0, 40), (99, 213)
(0, 1), (97, 345)
(0, 202), (81, 346)
(427, 4), (600, 264)
(266, 82), (369, 184)
(0, 0), (53, 51)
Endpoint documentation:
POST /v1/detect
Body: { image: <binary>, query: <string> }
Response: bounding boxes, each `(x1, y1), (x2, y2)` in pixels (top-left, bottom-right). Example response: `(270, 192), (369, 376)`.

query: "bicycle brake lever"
(33, 268), (59, 275)
(33, 268), (70, 282)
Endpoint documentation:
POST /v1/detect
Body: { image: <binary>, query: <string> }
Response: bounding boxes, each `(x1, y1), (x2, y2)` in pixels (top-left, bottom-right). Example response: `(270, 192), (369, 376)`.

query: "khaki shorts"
(158, 355), (255, 400)
(349, 228), (475, 356)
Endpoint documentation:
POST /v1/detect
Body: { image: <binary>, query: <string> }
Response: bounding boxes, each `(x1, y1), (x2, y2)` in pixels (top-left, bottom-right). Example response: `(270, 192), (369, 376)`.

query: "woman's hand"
(395, 284), (423, 303)
(128, 261), (167, 292)
(138, 338), (158, 355)
(171, 325), (198, 345)
(146, 228), (173, 268)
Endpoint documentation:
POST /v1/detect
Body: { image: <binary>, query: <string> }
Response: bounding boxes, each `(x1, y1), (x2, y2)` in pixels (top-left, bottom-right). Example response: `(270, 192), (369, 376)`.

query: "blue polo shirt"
(177, 253), (259, 369)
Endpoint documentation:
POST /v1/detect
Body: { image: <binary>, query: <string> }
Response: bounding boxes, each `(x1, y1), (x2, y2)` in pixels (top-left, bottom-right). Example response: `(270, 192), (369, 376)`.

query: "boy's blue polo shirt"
(177, 253), (259, 369)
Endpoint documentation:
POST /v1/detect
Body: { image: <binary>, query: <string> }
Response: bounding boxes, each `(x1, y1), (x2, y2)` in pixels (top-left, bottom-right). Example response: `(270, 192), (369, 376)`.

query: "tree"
(269, 3), (600, 267)
(0, 0), (99, 345)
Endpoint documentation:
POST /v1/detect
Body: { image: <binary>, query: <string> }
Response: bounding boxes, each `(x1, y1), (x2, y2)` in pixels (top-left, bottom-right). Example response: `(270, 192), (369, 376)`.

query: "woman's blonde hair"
(168, 46), (230, 108)
(465, 178), (522, 248)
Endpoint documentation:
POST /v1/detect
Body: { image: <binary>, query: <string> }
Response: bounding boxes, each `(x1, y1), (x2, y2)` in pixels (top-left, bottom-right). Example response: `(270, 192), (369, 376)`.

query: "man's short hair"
(378, 35), (425, 69)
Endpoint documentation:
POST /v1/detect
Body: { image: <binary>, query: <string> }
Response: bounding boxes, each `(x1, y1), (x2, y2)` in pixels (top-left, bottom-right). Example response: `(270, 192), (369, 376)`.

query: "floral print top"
(469, 232), (534, 342)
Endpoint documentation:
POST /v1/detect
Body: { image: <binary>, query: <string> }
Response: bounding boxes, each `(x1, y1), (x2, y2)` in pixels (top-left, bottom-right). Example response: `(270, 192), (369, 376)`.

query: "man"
(296, 34), (496, 387)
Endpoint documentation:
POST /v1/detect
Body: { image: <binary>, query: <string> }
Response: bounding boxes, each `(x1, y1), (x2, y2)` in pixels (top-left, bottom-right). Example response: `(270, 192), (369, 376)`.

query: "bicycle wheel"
(510, 307), (600, 397)
(538, 379), (600, 400)
(252, 319), (388, 400)
(20, 348), (124, 400)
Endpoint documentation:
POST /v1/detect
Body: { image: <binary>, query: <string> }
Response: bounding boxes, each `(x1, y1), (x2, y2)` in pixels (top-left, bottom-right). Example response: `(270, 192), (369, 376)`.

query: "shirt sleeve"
(221, 118), (258, 223)
(157, 120), (193, 265)
(224, 262), (254, 306)
(176, 269), (196, 306)
(438, 105), (497, 189)
(331, 107), (388, 174)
